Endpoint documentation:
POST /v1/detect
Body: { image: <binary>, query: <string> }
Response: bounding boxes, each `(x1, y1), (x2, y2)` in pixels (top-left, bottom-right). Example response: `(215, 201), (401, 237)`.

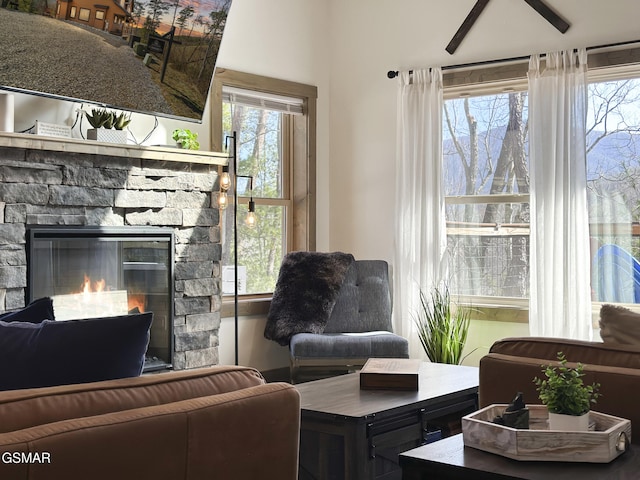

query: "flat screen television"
(0, 0), (232, 122)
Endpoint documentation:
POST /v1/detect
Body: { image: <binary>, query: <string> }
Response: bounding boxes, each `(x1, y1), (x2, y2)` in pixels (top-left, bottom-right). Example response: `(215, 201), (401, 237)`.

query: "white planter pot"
(548, 411), (590, 431)
(87, 128), (127, 144)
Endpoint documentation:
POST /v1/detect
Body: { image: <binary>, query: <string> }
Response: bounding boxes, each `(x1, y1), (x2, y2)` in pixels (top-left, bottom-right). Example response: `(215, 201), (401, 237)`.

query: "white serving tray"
(462, 404), (631, 463)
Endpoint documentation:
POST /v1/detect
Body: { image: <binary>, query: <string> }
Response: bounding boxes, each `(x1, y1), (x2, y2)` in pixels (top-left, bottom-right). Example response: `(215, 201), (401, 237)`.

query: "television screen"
(0, 0), (232, 123)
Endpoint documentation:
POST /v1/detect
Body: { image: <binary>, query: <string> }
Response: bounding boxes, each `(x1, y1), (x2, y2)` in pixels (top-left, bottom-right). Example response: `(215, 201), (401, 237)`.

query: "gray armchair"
(288, 259), (409, 382)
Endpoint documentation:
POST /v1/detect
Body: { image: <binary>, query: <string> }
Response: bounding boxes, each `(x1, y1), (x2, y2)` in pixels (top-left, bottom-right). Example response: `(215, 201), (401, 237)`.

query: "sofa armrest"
(0, 365), (265, 433)
(0, 382), (300, 480)
(489, 336), (640, 369)
(480, 352), (639, 443)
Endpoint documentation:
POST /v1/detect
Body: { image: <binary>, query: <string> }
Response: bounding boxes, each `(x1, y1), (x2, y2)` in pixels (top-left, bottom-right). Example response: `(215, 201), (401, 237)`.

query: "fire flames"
(78, 274), (145, 313)
(128, 293), (146, 314)
(81, 275), (105, 294)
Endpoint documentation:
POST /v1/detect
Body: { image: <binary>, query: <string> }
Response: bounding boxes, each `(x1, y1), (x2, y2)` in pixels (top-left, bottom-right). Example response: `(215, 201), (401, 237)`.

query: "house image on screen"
(55, 0), (134, 37)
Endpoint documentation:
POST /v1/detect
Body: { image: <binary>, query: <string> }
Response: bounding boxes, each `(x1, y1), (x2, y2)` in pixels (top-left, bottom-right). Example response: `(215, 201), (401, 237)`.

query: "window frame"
(211, 69), (317, 316)
(442, 45), (640, 320)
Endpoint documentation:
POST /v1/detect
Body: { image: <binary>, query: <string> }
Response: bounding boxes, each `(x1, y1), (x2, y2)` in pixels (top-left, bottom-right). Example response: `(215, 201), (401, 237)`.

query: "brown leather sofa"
(0, 365), (300, 479)
(479, 336), (640, 443)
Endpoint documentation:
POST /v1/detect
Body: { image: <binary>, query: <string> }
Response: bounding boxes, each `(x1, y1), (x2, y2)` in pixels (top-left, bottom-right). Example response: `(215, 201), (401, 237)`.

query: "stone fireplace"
(0, 135), (227, 370)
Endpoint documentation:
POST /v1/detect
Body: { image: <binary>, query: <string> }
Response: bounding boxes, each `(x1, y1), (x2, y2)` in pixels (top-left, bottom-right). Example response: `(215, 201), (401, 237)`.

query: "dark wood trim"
(523, 0), (570, 33)
(446, 0), (490, 55)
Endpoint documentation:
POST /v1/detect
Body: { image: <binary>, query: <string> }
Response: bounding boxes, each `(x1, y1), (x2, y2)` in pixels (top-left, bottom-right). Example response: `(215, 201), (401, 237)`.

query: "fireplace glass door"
(28, 227), (174, 371)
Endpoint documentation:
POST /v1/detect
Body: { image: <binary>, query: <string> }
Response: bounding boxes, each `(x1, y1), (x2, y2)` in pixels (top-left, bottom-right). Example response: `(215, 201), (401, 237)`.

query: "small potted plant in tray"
(533, 352), (600, 431)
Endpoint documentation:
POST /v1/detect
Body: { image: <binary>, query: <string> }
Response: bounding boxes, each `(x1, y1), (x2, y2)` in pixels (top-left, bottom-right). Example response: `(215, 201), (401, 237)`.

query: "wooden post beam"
(446, 0), (490, 55)
(523, 0), (570, 33)
(446, 0), (570, 55)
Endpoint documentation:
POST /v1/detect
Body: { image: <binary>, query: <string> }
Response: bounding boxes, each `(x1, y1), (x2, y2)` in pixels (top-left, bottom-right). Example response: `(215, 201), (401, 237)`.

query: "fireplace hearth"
(28, 226), (174, 372)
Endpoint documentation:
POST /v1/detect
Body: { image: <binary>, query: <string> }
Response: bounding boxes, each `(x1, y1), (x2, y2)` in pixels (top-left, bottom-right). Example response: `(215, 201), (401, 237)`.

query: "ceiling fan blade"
(522, 0), (570, 33)
(446, 0), (491, 55)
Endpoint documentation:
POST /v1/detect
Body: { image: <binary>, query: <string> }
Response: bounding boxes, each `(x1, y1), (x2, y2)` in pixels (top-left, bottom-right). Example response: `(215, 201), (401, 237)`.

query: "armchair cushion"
(323, 260), (392, 333)
(290, 331), (409, 359)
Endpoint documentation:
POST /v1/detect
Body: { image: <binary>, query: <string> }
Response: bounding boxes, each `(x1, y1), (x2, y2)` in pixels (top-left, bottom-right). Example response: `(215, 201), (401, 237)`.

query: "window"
(587, 77), (640, 304)
(444, 91), (530, 300)
(95, 10), (105, 20)
(443, 50), (640, 309)
(211, 70), (317, 315)
(220, 92), (296, 296)
(69, 6), (76, 18)
(78, 7), (90, 21)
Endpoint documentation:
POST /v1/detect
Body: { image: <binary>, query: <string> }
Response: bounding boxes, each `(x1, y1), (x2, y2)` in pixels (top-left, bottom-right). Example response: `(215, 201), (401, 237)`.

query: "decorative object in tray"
(491, 392), (530, 429)
(462, 404), (630, 463)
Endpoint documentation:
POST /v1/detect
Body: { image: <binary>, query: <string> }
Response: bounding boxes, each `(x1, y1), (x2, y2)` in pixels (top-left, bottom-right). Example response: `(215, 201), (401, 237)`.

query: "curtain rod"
(386, 39), (640, 78)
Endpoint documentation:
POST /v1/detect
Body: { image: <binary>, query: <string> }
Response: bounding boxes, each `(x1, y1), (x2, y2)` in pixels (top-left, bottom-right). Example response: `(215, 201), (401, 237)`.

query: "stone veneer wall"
(0, 146), (222, 370)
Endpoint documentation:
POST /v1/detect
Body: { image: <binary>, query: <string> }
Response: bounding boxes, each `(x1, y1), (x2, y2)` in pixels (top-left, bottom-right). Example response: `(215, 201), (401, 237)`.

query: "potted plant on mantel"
(172, 128), (200, 150)
(85, 108), (131, 144)
(533, 352), (601, 431)
(413, 284), (474, 365)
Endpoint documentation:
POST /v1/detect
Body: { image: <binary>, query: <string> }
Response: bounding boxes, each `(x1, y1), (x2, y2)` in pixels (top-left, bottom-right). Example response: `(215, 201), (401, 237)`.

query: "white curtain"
(393, 69), (447, 358)
(528, 49), (593, 340)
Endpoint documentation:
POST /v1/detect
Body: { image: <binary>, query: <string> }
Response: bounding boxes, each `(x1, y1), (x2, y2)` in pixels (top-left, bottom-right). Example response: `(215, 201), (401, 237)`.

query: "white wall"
(216, 0), (332, 251)
(327, 0), (640, 261)
(214, 0), (331, 368)
(318, 0), (640, 369)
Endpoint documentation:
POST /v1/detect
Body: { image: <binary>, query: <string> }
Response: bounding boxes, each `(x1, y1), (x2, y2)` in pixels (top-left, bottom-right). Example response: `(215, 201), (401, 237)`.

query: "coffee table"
(295, 362), (479, 480)
(400, 433), (639, 479)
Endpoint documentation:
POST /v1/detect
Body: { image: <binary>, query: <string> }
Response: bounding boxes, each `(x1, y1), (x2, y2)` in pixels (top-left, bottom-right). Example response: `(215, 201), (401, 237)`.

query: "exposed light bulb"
(245, 211), (257, 228)
(245, 199), (256, 228)
(217, 191), (228, 210)
(219, 171), (231, 191)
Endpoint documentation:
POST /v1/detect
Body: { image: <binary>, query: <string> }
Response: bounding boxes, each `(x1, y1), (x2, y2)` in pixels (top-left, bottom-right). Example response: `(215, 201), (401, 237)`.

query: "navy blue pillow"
(0, 312), (152, 391)
(0, 297), (54, 323)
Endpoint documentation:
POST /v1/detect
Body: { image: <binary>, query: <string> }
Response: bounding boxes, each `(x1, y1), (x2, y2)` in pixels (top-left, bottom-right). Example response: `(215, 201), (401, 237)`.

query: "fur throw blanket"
(264, 251), (355, 346)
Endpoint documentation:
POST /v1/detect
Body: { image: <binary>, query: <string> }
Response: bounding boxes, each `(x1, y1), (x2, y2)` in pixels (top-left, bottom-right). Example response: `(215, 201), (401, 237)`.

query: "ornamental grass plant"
(414, 285), (472, 365)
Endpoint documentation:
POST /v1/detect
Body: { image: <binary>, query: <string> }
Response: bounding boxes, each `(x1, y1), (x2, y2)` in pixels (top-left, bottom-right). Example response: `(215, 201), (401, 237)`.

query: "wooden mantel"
(0, 132), (228, 166)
